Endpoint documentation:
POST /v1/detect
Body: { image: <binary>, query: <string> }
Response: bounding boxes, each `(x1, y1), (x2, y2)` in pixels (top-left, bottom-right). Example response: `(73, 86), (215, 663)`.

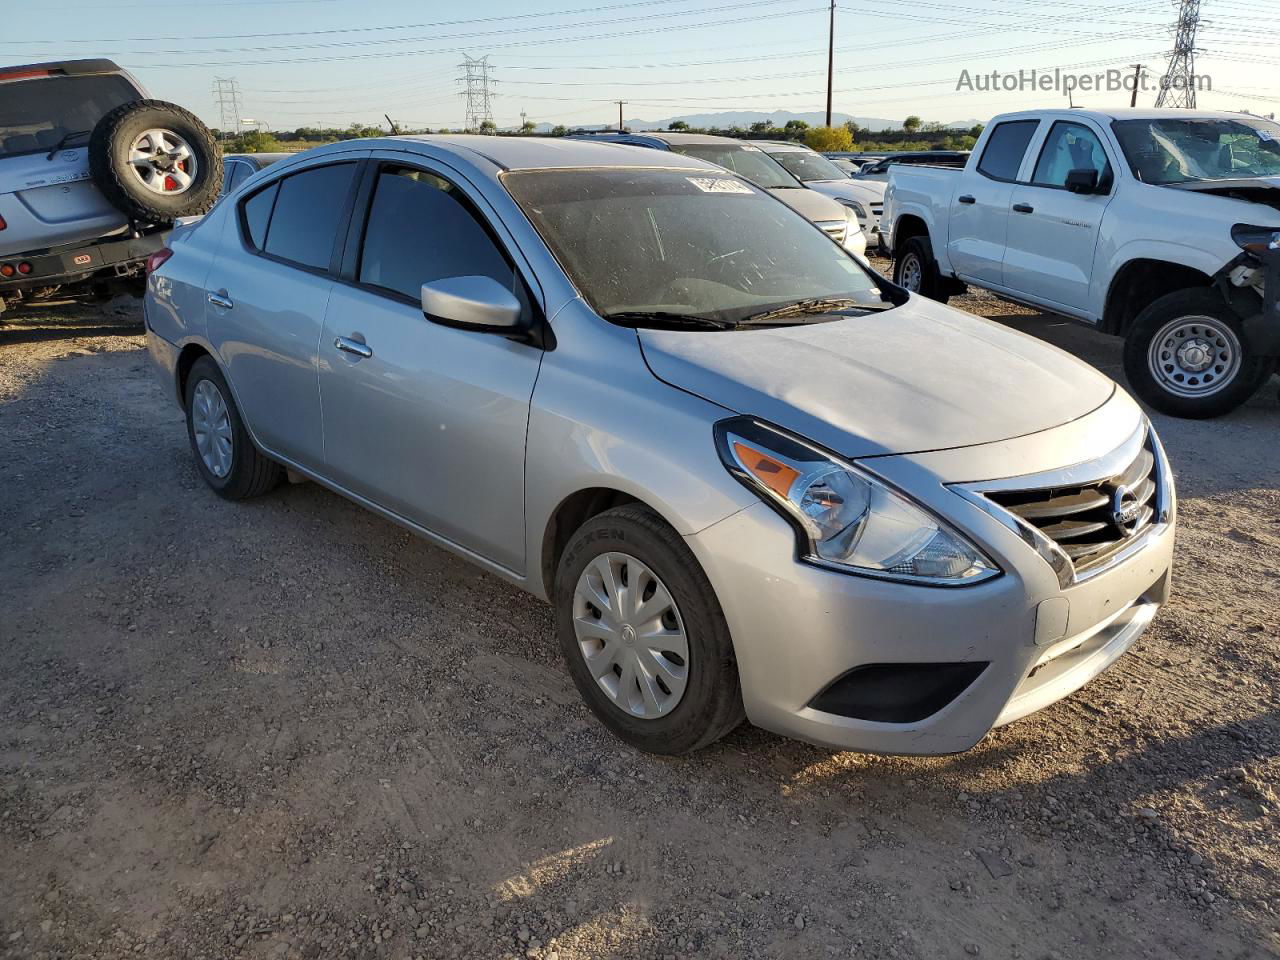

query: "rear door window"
(259, 162), (356, 271)
(241, 181), (278, 251)
(977, 120), (1040, 181)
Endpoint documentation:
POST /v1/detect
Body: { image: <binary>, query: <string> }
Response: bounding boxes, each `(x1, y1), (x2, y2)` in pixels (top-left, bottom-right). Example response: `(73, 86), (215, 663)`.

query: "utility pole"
(1129, 63), (1144, 108)
(1155, 0), (1201, 108)
(457, 55), (496, 132)
(212, 77), (242, 139)
(825, 0), (835, 127)
(617, 100), (625, 132)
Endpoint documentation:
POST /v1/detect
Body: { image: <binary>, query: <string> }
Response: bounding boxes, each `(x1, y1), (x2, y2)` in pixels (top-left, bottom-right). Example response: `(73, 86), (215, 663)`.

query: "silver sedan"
(144, 135), (1176, 755)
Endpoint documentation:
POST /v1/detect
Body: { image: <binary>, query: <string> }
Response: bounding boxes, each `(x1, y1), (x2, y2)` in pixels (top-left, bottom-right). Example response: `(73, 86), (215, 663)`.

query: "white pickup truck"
(882, 108), (1280, 418)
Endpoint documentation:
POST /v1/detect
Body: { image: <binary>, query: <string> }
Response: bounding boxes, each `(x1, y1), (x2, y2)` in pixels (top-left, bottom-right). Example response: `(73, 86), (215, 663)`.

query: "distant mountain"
(529, 110), (981, 134)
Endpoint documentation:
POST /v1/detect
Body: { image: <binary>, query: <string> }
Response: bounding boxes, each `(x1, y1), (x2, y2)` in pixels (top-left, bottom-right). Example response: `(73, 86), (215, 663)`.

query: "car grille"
(983, 435), (1161, 575)
(818, 220), (847, 243)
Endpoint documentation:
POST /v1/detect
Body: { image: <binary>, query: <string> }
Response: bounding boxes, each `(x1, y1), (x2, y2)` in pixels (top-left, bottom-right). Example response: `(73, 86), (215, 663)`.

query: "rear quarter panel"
(145, 204), (227, 355)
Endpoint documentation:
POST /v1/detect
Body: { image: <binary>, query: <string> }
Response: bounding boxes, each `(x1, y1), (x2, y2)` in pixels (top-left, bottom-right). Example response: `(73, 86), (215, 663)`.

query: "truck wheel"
(89, 100), (222, 223)
(894, 237), (950, 304)
(1123, 288), (1274, 419)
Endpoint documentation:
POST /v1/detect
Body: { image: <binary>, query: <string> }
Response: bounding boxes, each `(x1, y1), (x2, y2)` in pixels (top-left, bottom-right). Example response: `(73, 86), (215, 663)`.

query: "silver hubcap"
(191, 379), (233, 478)
(128, 128), (197, 195)
(1147, 315), (1242, 399)
(899, 253), (923, 292)
(572, 552), (689, 719)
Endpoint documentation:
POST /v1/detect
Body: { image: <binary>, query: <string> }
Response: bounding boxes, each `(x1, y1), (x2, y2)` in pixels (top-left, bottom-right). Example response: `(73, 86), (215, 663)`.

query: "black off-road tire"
(184, 357), (281, 500)
(89, 100), (222, 223)
(894, 235), (951, 304)
(554, 505), (745, 755)
(1123, 288), (1274, 419)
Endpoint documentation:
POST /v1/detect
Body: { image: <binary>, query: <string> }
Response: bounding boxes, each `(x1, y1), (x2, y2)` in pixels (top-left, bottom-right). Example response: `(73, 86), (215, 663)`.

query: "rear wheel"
(184, 357), (281, 499)
(554, 505), (744, 755)
(894, 236), (950, 304)
(1123, 288), (1273, 418)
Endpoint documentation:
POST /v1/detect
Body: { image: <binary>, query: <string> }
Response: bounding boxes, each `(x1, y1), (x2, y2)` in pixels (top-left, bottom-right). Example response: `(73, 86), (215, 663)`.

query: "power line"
(1155, 0), (1201, 108)
(459, 55), (496, 132)
(211, 77), (243, 137)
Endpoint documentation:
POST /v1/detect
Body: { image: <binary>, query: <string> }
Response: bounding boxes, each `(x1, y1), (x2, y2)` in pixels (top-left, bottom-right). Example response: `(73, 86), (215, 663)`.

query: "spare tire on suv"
(89, 99), (222, 223)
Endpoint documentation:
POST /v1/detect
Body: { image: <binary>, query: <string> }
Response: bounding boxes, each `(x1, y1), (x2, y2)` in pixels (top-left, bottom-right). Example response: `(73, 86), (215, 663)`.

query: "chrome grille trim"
(951, 421), (1174, 588)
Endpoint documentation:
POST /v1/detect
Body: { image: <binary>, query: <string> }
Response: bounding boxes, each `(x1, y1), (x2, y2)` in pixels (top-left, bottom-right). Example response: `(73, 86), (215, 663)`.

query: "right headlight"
(840, 198), (869, 221)
(1231, 223), (1280, 256)
(715, 417), (999, 586)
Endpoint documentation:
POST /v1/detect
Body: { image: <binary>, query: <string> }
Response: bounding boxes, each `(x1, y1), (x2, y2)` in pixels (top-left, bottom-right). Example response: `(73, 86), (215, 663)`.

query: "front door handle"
(958, 194), (976, 204)
(334, 336), (373, 359)
(1012, 203), (1035, 214)
(207, 290), (234, 309)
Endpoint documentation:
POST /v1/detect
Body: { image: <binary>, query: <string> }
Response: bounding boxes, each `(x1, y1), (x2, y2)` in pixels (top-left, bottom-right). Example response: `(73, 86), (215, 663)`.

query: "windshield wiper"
(602, 310), (734, 330)
(46, 130), (91, 161)
(737, 298), (891, 326)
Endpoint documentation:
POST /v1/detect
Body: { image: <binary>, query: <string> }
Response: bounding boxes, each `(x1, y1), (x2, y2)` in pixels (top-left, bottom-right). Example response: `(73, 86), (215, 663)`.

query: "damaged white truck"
(0, 59), (221, 315)
(883, 108), (1280, 418)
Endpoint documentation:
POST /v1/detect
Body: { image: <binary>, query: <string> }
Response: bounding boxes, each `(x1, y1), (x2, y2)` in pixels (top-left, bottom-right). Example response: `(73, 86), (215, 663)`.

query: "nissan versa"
(144, 136), (1176, 755)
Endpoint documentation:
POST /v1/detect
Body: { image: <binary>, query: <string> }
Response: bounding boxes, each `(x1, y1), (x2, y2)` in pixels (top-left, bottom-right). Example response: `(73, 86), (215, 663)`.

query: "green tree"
(479, 120), (497, 135)
(804, 125), (853, 152)
(233, 129), (280, 153)
(902, 115), (922, 134)
(749, 119), (774, 134)
(667, 120), (689, 131)
(783, 119), (809, 133)
(520, 120), (537, 135)
(969, 123), (985, 138)
(550, 124), (568, 137)
(843, 120), (862, 135)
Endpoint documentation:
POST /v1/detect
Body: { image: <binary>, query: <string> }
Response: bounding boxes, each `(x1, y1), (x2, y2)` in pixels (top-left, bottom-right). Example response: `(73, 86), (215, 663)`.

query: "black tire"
(893, 236), (951, 304)
(89, 100), (221, 223)
(184, 357), (281, 500)
(1122, 288), (1274, 419)
(554, 505), (744, 755)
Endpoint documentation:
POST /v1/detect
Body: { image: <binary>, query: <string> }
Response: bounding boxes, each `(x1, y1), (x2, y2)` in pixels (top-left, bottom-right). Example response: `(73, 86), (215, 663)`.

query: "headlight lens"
(1231, 223), (1280, 256)
(841, 199), (869, 221)
(715, 418), (998, 585)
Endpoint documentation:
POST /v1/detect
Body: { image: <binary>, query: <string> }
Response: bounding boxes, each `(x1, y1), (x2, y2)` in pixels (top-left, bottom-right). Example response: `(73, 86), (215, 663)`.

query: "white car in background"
(757, 141), (887, 252)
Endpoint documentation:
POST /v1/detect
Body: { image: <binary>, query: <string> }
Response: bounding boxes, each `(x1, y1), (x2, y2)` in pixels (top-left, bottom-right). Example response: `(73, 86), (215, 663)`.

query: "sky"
(7, 0), (1280, 132)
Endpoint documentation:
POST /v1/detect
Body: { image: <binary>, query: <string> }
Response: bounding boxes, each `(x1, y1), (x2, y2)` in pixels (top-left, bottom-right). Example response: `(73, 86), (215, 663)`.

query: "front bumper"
(0, 231), (167, 293)
(685, 403), (1176, 755)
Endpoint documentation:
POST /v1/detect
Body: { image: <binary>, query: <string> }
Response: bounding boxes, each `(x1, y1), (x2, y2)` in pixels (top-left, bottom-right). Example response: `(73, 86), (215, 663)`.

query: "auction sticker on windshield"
(687, 177), (754, 194)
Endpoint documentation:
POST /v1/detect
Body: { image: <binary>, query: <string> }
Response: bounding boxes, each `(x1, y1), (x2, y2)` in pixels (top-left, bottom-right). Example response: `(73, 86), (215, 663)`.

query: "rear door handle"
(334, 336), (373, 359)
(958, 194), (976, 204)
(1012, 203), (1035, 214)
(207, 290), (234, 309)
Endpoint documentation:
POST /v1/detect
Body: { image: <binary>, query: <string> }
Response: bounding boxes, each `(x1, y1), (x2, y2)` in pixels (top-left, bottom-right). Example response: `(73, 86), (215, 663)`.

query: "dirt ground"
(2, 275), (1278, 960)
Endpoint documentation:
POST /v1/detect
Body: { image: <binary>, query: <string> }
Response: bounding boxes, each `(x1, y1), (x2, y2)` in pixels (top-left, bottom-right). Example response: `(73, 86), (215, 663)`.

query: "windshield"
(664, 143), (800, 189)
(503, 168), (885, 326)
(1113, 117), (1280, 184)
(769, 150), (848, 182)
(0, 74), (139, 159)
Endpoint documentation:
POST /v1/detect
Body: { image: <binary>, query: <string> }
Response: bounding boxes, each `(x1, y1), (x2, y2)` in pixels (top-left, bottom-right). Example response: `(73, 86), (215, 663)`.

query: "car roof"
(754, 140), (813, 152)
(301, 134), (719, 172)
(223, 153), (293, 166)
(579, 131), (757, 146)
(0, 59), (124, 80)
(991, 107), (1262, 124)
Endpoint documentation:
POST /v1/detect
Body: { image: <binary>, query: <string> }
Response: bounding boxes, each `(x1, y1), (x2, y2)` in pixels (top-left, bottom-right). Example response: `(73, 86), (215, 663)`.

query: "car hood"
(767, 185), (846, 223)
(638, 294), (1116, 459)
(805, 179), (887, 205)
(1165, 176), (1280, 213)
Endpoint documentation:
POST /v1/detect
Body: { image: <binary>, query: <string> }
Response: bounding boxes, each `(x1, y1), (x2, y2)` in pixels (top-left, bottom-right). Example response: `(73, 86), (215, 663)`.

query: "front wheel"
(893, 236), (950, 304)
(554, 505), (744, 755)
(1123, 289), (1274, 419)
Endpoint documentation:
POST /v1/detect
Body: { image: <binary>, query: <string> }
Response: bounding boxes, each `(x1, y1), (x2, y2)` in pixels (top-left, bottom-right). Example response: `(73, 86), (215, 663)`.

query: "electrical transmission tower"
(212, 77), (243, 138)
(458, 56), (495, 132)
(1154, 0), (1201, 108)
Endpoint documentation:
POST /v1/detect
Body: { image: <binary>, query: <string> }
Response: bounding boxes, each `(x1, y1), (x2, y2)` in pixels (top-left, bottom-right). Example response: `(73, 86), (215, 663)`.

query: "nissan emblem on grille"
(1111, 484), (1143, 533)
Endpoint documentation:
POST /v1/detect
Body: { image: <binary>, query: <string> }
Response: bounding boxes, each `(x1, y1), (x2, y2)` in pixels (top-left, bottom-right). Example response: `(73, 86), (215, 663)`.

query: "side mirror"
(421, 276), (523, 333)
(1065, 168), (1101, 195)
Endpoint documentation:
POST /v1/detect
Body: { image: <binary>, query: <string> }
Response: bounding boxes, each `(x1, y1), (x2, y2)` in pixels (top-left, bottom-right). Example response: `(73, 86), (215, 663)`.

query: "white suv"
(0, 59), (221, 314)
